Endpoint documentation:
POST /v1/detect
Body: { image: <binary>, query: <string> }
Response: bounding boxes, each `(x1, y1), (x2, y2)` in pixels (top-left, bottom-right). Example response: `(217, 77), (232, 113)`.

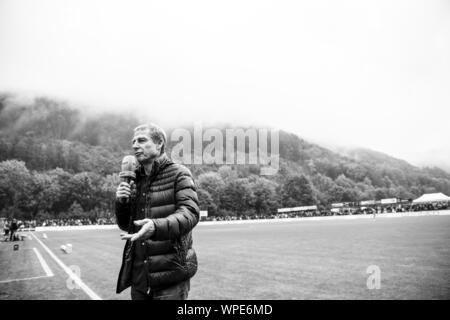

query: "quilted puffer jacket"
(115, 153), (200, 293)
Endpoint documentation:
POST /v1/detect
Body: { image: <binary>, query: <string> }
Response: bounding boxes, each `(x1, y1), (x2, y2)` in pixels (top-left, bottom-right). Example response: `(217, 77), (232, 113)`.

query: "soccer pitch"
(1, 216), (449, 300)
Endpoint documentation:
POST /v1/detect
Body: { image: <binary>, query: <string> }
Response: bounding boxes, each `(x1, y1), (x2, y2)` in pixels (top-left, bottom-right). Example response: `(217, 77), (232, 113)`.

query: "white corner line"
(33, 247), (54, 277)
(30, 232), (102, 300)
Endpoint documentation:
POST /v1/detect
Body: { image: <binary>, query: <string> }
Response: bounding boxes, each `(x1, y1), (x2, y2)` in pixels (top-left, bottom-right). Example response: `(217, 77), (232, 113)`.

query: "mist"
(1, 0), (449, 168)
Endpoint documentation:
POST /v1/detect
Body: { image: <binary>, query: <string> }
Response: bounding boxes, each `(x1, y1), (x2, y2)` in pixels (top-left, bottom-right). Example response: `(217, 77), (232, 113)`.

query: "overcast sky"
(1, 0), (449, 168)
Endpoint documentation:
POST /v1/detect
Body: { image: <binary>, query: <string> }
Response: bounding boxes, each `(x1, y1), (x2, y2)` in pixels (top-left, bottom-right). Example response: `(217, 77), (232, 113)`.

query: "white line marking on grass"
(0, 275), (51, 284)
(33, 247), (54, 277)
(30, 232), (102, 300)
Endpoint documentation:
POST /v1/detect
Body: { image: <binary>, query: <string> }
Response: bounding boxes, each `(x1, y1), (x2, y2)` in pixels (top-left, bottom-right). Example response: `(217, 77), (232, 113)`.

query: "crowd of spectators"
(2, 217), (117, 240)
(409, 202), (449, 211)
(1, 218), (20, 241)
(354, 201), (450, 215)
(201, 201), (450, 221)
(2, 201), (449, 228)
(203, 210), (350, 221)
(1, 217), (116, 229)
(37, 217), (116, 227)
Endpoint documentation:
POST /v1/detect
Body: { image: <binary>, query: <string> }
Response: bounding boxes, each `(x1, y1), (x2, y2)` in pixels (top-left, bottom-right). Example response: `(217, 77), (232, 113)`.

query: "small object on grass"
(43, 233), (48, 239)
(61, 244), (72, 254)
(13, 244), (19, 251)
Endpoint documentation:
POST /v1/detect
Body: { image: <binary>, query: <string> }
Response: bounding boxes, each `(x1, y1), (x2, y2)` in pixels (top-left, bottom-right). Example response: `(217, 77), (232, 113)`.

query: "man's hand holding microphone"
(117, 155), (155, 242)
(116, 155), (137, 203)
(116, 181), (133, 201)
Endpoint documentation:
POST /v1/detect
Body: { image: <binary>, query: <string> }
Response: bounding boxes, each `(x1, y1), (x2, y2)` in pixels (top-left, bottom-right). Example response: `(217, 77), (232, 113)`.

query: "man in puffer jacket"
(115, 123), (200, 300)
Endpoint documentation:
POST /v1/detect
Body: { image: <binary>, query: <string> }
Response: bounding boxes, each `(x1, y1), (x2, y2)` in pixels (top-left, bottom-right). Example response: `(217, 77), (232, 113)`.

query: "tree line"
(0, 158), (310, 219)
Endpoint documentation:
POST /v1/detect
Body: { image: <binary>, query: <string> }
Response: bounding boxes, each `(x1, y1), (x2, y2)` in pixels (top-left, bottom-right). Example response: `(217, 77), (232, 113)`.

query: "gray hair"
(134, 123), (167, 154)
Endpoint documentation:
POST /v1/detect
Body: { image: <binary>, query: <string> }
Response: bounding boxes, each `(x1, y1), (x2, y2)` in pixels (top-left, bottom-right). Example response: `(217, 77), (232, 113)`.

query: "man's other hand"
(120, 219), (155, 242)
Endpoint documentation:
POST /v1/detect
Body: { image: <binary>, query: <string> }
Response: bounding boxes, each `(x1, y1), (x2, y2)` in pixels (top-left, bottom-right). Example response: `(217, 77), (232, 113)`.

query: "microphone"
(119, 155), (138, 203)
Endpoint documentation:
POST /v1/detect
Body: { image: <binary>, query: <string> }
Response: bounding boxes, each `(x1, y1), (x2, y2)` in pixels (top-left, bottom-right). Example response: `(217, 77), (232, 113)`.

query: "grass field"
(1, 215), (450, 300)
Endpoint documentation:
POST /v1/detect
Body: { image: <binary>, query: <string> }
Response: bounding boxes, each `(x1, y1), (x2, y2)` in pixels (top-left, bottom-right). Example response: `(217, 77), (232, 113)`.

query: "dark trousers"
(9, 230), (15, 241)
(131, 279), (190, 300)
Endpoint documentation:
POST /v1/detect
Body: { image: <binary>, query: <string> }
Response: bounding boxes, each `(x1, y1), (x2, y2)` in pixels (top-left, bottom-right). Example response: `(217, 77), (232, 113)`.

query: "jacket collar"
(136, 153), (172, 178)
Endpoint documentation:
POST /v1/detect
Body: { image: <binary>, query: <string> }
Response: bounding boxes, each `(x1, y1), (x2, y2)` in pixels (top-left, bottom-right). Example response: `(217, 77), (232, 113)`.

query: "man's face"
(132, 129), (162, 164)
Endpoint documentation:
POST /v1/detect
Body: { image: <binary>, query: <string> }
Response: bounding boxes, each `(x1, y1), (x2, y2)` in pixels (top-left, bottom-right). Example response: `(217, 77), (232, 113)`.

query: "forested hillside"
(1, 93), (450, 220)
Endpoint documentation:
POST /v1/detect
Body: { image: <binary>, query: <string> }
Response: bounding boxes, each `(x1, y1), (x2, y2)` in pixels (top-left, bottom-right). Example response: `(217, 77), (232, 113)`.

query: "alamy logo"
(170, 123), (279, 175)
(366, 265), (381, 290)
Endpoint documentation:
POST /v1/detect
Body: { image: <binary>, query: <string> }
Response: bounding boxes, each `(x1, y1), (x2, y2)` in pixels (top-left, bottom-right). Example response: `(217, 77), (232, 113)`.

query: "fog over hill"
(1, 0), (449, 176)
(1, 93), (450, 220)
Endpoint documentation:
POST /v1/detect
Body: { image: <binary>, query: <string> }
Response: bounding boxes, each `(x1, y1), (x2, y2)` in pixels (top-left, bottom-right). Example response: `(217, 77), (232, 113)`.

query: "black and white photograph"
(0, 0), (449, 303)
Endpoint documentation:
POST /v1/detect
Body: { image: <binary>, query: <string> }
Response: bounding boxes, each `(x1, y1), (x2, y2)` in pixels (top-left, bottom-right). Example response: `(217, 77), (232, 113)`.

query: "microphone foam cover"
(120, 155), (138, 180)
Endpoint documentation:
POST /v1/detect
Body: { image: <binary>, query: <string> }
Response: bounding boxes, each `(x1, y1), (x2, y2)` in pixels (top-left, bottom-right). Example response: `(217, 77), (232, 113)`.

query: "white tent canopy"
(412, 193), (450, 204)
